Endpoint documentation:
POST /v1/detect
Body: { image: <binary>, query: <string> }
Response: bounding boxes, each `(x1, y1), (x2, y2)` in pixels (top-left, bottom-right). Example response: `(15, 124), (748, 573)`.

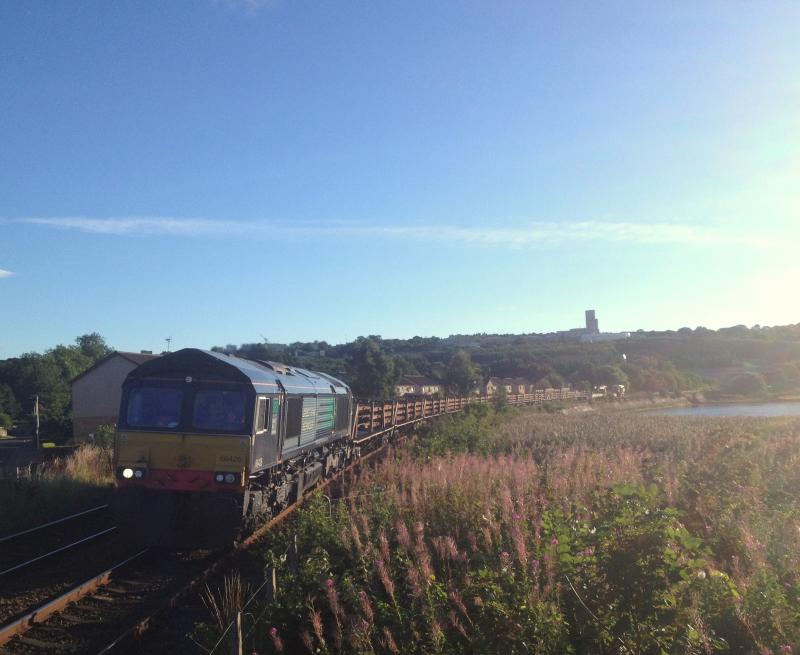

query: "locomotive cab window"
(255, 397), (269, 433)
(126, 387), (183, 429)
(192, 390), (247, 432)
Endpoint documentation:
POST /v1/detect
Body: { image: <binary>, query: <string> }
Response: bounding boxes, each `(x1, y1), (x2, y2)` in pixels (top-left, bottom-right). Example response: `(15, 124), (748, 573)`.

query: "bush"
(723, 372), (768, 395)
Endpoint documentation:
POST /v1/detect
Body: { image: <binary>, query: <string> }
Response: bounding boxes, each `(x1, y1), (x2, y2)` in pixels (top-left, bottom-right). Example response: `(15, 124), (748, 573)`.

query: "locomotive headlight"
(122, 468), (134, 479)
(224, 473), (236, 484)
(215, 473), (225, 483)
(133, 469), (144, 479)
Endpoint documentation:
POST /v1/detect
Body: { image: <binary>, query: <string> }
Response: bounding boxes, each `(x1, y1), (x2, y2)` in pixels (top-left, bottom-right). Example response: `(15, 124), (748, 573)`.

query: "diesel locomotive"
(113, 348), (353, 545)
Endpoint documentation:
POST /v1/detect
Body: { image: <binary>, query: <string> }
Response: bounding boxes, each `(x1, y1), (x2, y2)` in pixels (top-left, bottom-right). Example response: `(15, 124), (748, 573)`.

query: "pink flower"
(268, 627), (284, 653)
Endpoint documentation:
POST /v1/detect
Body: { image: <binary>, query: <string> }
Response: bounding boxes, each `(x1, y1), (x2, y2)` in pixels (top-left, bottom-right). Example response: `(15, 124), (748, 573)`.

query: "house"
(71, 351), (159, 439)
(483, 377), (530, 396)
(395, 375), (442, 397)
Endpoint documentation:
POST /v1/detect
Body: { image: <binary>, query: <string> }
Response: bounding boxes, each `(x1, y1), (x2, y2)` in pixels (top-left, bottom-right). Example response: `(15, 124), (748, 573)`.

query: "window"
(127, 387), (183, 429)
(286, 397), (303, 439)
(255, 397), (269, 433)
(192, 390), (247, 432)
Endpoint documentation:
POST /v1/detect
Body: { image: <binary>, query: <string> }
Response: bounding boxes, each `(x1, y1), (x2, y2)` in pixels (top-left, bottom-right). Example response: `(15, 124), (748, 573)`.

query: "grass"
(0, 444), (114, 535)
(201, 409), (800, 655)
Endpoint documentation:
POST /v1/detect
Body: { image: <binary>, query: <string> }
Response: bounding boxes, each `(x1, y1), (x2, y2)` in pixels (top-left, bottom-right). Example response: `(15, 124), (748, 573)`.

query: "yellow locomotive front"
(113, 349), (280, 546)
(115, 384), (251, 494)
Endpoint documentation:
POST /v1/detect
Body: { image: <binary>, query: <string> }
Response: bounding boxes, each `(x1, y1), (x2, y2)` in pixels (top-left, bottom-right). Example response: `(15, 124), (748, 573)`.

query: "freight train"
(113, 348), (587, 546)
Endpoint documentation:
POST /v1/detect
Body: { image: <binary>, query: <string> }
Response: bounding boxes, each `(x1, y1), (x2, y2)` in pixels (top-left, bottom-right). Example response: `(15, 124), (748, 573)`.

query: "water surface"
(649, 401), (800, 418)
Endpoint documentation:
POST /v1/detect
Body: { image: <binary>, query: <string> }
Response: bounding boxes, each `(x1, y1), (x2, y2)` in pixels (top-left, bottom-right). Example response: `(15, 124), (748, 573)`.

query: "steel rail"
(0, 504), (109, 544)
(0, 548), (149, 648)
(0, 526), (118, 577)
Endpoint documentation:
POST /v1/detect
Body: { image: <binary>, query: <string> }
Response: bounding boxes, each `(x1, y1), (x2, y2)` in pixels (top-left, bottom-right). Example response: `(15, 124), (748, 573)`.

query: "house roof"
(117, 351), (160, 366)
(398, 375), (440, 387)
(70, 351), (160, 384)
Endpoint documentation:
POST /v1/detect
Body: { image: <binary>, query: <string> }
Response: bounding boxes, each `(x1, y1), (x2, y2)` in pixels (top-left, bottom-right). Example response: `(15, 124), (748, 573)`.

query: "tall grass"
(233, 412), (800, 655)
(0, 445), (113, 535)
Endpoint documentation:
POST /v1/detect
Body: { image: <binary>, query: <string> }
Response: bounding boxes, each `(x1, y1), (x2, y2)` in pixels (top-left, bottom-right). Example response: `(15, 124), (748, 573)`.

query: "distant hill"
(213, 322), (800, 398)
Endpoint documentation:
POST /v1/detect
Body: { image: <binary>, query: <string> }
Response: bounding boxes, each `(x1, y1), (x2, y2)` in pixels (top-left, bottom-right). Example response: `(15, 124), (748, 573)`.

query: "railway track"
(0, 506), (115, 578)
(0, 439), (393, 654)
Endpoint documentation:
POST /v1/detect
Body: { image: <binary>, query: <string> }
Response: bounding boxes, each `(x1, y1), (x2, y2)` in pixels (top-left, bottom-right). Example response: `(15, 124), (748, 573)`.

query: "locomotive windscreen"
(126, 387), (183, 429)
(192, 390), (247, 432)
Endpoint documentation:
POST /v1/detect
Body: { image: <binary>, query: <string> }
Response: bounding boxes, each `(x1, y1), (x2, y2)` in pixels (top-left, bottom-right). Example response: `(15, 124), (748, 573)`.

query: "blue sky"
(1, 1), (799, 357)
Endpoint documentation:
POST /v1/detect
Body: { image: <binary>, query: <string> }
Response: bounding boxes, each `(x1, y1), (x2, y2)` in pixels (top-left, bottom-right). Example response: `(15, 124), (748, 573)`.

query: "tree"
(594, 365), (629, 388)
(723, 372), (767, 395)
(445, 351), (481, 395)
(0, 383), (20, 419)
(346, 337), (398, 398)
(0, 334), (114, 439)
(76, 333), (112, 361)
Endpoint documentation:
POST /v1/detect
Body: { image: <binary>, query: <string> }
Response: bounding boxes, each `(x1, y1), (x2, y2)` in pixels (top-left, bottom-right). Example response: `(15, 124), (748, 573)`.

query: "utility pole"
(165, 337), (172, 353)
(34, 394), (40, 450)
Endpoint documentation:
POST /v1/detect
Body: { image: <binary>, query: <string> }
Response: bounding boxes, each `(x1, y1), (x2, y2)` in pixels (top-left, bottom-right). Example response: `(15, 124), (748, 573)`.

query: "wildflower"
(309, 609), (325, 645)
(325, 579), (342, 618)
(406, 566), (423, 597)
(350, 522), (365, 558)
(696, 570), (706, 580)
(268, 627), (285, 653)
(396, 520), (411, 552)
(379, 529), (391, 563)
(358, 590), (375, 623)
(382, 627), (401, 655)
(449, 590), (470, 622)
(300, 629), (314, 653)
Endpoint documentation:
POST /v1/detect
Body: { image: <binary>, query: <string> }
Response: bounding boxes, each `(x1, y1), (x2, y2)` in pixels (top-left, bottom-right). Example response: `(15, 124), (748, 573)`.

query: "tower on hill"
(585, 309), (599, 334)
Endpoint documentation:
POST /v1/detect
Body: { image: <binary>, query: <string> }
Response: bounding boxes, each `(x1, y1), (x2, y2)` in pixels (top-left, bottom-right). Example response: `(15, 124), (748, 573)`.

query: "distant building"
(71, 351), (159, 439)
(508, 378), (528, 394)
(483, 377), (529, 396)
(395, 375), (442, 397)
(585, 309), (599, 334)
(549, 310), (630, 343)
